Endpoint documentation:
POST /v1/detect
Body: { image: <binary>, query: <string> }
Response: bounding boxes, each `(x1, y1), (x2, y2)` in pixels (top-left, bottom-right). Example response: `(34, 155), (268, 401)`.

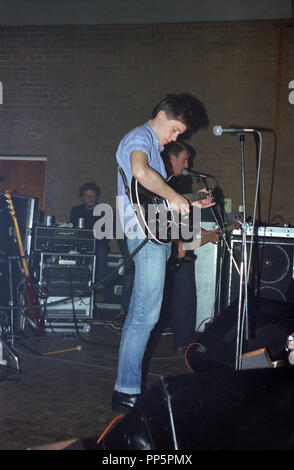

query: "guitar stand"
(0, 256), (21, 373)
(0, 327), (8, 366)
(0, 330), (20, 371)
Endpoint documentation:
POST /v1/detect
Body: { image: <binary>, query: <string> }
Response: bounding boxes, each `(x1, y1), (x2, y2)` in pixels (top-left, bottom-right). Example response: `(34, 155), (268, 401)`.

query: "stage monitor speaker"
(223, 229), (294, 308)
(186, 296), (294, 371)
(241, 347), (273, 370)
(98, 369), (294, 450)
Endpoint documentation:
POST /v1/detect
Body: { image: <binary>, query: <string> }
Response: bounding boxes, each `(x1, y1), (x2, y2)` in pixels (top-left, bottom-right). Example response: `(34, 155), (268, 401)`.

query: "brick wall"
(0, 19), (293, 226)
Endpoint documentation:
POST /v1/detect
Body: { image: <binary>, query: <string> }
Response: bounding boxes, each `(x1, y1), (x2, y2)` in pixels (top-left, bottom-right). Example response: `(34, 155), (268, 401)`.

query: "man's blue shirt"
(116, 122), (166, 234)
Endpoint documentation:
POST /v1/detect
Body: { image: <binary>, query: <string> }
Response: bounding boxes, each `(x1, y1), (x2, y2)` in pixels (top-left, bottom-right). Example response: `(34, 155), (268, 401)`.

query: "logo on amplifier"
(55, 230), (77, 237)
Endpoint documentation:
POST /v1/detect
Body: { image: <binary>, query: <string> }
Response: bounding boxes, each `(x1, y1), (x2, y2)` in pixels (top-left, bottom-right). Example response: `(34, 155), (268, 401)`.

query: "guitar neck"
(5, 191), (30, 276)
(182, 191), (208, 204)
(200, 221), (239, 247)
(199, 231), (216, 247)
(10, 208), (30, 277)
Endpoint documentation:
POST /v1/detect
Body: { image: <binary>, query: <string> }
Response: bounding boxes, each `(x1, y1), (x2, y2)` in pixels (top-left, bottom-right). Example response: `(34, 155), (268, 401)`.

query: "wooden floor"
(0, 304), (190, 450)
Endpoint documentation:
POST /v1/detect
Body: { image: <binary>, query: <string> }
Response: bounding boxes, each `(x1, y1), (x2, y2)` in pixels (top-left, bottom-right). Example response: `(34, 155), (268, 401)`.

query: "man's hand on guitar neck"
(192, 188), (215, 209)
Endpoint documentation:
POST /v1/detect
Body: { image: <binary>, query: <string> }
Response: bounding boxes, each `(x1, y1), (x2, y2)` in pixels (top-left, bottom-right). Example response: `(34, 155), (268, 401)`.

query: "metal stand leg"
(0, 330), (20, 371)
(235, 221), (250, 370)
(8, 256), (15, 347)
(0, 257), (21, 372)
(0, 335), (7, 365)
(235, 133), (250, 371)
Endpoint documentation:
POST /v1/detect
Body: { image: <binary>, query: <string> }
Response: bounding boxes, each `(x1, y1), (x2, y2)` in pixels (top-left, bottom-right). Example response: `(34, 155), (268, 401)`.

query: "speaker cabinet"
(223, 228), (294, 308)
(99, 369), (294, 450)
(195, 222), (220, 331)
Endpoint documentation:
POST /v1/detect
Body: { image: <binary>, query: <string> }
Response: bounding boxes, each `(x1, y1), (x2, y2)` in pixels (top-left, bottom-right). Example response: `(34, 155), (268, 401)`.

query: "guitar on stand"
(5, 190), (43, 332)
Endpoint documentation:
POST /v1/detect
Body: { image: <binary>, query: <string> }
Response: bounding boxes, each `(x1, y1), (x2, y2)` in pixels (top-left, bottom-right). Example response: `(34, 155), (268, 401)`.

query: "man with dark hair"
(70, 182), (100, 229)
(112, 94), (215, 413)
(70, 182), (109, 288)
(151, 94), (193, 126)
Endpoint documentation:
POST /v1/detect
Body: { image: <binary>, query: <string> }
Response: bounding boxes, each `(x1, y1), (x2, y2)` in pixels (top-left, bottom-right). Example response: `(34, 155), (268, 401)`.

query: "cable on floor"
(96, 414), (125, 446)
(184, 341), (202, 373)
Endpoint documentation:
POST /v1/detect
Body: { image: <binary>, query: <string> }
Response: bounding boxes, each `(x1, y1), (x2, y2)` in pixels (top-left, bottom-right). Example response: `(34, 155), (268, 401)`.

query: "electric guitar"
(198, 219), (241, 249)
(130, 176), (213, 244)
(5, 190), (42, 330)
(169, 219), (241, 270)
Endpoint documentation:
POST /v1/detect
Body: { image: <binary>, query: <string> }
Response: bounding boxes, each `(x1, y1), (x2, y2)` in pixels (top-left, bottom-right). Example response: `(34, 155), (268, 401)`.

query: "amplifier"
(195, 222), (220, 331)
(223, 226), (294, 307)
(232, 226), (294, 239)
(42, 297), (93, 321)
(33, 226), (95, 254)
(38, 252), (95, 320)
(39, 252), (95, 298)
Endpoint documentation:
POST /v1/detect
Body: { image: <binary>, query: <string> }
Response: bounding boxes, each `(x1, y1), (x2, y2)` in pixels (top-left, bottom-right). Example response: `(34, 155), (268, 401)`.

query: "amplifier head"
(33, 226), (96, 254)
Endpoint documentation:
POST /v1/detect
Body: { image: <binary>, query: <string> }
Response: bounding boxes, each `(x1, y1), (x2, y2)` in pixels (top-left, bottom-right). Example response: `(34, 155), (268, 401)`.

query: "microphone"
(213, 125), (256, 136)
(182, 169), (213, 179)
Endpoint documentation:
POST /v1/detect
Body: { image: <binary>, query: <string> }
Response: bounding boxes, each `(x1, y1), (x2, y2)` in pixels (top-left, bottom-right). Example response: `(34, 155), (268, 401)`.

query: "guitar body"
(23, 276), (43, 330)
(130, 177), (174, 244)
(130, 177), (208, 245)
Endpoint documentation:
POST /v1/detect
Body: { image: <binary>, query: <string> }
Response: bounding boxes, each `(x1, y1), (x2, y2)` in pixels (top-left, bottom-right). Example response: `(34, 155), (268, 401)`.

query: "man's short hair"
(151, 94), (193, 128)
(79, 182), (100, 198)
(161, 141), (196, 175)
(165, 141), (190, 158)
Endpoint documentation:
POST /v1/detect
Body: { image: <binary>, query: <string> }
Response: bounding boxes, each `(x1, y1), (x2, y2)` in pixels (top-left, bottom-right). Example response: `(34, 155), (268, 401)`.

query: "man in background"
(70, 182), (109, 289)
(161, 141), (218, 352)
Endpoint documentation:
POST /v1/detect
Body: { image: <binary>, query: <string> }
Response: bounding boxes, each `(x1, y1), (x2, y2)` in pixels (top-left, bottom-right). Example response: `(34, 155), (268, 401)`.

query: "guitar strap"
(118, 166), (131, 202)
(117, 166), (149, 255)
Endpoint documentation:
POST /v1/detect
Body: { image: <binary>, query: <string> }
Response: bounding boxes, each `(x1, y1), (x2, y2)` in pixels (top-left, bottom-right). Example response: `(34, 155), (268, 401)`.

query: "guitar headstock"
(194, 188), (214, 202)
(5, 190), (16, 217)
(231, 217), (244, 230)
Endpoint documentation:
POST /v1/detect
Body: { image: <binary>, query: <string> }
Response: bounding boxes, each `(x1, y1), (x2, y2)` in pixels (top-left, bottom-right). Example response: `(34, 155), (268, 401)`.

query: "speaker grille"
(224, 235), (294, 307)
(255, 244), (290, 284)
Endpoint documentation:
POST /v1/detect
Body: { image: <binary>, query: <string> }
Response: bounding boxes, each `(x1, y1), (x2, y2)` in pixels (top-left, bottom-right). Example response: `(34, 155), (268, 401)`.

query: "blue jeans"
(119, 237), (135, 313)
(114, 236), (171, 394)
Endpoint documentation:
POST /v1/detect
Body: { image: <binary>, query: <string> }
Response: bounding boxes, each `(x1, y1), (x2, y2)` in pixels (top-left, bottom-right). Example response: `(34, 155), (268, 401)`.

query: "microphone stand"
(235, 132), (249, 370)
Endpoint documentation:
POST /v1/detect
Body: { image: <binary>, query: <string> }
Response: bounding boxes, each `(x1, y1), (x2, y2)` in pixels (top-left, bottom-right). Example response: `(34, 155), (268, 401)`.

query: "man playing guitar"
(112, 94), (214, 414)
